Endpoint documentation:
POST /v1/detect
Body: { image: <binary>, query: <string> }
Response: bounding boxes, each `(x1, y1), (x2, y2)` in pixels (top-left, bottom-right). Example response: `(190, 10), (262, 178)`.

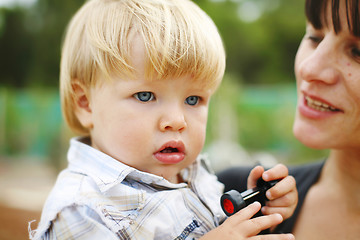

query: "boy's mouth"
(154, 141), (185, 164)
(160, 147), (180, 153)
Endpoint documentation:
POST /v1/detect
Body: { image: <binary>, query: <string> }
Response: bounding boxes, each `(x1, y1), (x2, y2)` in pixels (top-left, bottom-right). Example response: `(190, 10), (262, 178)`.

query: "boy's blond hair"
(60, 0), (226, 135)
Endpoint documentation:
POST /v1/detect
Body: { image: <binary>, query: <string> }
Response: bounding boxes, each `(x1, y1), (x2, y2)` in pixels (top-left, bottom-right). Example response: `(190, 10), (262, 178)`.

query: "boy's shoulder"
(31, 168), (145, 239)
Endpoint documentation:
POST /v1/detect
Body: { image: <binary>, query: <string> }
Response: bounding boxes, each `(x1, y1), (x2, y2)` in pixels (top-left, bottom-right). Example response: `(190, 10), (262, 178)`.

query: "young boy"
(29, 0), (296, 239)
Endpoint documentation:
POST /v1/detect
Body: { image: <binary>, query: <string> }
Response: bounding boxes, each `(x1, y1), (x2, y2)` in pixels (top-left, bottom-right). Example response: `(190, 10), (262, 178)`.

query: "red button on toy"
(222, 198), (234, 215)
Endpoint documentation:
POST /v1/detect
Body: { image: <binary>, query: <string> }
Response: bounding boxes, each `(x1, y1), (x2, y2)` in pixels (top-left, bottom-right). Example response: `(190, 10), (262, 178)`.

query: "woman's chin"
(293, 123), (329, 150)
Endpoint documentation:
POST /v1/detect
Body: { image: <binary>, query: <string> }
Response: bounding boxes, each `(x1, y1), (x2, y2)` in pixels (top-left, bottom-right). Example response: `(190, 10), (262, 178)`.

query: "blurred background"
(0, 0), (329, 239)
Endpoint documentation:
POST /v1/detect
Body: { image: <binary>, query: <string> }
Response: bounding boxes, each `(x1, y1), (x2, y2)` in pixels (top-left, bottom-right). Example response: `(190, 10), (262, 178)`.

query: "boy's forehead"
(148, 75), (221, 94)
(126, 34), (220, 92)
(129, 33), (147, 75)
(106, 68), (219, 94)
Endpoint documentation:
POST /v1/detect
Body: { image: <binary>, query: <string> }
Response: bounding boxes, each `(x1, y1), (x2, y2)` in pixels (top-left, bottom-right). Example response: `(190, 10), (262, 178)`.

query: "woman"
(218, 0), (360, 239)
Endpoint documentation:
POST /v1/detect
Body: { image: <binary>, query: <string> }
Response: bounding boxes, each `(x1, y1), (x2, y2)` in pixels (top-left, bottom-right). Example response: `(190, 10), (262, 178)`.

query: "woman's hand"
(247, 164), (298, 220)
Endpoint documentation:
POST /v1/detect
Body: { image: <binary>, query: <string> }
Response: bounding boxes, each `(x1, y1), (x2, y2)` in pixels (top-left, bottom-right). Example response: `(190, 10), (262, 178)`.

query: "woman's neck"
(321, 149), (360, 208)
(326, 150), (360, 181)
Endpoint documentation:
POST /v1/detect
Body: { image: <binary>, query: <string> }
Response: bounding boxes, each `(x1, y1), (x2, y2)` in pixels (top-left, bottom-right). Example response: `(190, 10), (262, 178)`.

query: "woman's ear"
(72, 82), (93, 129)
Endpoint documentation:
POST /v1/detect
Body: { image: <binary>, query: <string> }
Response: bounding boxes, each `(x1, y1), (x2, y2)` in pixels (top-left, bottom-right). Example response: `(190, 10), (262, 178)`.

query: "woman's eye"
(185, 96), (199, 106)
(134, 92), (154, 102)
(308, 35), (322, 45)
(351, 47), (360, 59)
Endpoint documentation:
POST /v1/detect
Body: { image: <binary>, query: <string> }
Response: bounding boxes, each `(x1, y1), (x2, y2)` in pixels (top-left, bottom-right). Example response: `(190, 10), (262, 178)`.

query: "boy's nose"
(159, 109), (187, 132)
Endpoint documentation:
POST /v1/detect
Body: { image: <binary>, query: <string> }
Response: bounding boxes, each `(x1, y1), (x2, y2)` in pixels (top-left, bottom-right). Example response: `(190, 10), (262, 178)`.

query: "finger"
(247, 165), (264, 189)
(231, 201), (262, 222)
(261, 206), (295, 220)
(262, 164), (288, 182)
(250, 233), (295, 240)
(265, 188), (298, 207)
(245, 213), (283, 236)
(265, 175), (296, 200)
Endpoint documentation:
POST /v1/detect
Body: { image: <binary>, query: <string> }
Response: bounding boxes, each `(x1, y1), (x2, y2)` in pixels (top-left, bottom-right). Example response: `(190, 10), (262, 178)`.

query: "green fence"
(0, 88), (63, 161)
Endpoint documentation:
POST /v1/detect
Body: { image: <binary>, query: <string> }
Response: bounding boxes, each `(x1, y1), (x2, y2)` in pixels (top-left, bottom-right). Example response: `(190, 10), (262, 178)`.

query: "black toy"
(220, 178), (278, 216)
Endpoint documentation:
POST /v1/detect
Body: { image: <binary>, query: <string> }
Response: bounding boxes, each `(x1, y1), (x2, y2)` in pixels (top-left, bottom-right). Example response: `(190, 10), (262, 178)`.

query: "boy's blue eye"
(134, 92), (154, 102)
(185, 96), (199, 105)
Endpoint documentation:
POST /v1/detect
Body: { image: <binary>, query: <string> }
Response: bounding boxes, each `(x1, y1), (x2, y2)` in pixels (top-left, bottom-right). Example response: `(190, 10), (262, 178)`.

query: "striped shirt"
(29, 137), (226, 239)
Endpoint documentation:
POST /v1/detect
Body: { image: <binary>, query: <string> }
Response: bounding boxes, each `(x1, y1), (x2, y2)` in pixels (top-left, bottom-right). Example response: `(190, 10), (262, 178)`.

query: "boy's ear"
(72, 81), (93, 129)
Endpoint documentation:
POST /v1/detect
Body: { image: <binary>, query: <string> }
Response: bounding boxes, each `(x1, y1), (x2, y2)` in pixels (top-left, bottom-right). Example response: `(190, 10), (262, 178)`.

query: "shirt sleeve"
(41, 205), (120, 240)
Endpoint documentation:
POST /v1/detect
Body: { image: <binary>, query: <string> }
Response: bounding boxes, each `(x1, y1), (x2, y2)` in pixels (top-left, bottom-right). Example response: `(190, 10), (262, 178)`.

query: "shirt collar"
(67, 137), (192, 192)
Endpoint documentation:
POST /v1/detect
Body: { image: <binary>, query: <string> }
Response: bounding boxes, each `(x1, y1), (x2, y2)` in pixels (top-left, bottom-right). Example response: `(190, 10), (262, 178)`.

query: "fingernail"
(288, 234), (295, 240)
(276, 213), (282, 220)
(262, 172), (269, 180)
(261, 206), (266, 213)
(266, 191), (272, 200)
(273, 213), (283, 222)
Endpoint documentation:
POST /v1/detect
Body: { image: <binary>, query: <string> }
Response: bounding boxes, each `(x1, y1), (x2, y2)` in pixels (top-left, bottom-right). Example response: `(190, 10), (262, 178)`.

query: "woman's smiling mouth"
(298, 93), (344, 119)
(305, 96), (341, 112)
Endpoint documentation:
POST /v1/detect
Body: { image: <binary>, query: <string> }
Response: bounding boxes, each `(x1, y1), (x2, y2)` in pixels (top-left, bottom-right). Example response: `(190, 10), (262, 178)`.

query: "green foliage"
(0, 7), (34, 87)
(0, 0), (307, 87)
(198, 0), (306, 85)
(206, 75), (328, 164)
(0, 0), (85, 88)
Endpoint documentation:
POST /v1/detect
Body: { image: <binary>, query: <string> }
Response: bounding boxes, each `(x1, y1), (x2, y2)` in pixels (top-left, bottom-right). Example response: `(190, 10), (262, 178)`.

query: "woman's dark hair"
(306, 0), (360, 36)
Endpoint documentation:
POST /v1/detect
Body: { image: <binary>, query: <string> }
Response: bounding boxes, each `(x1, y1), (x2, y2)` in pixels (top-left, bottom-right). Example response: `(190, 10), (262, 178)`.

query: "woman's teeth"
(305, 96), (338, 112)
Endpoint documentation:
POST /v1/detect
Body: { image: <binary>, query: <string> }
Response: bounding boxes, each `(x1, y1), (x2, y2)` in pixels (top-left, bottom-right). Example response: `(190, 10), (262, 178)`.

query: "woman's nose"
(296, 38), (341, 85)
(159, 107), (187, 132)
